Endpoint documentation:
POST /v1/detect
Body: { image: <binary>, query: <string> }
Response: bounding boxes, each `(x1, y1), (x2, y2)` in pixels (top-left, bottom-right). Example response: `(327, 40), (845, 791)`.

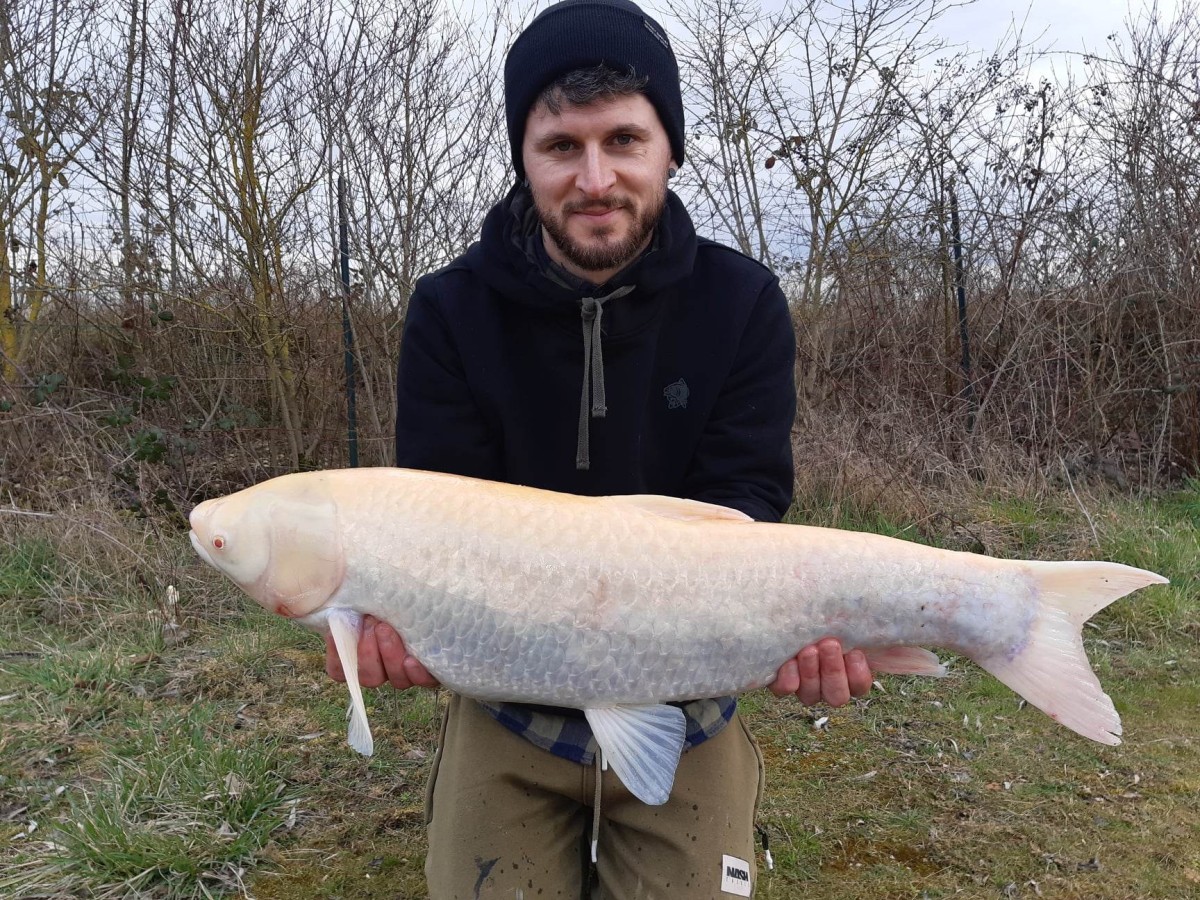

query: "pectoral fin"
(584, 704), (686, 805)
(862, 645), (947, 676)
(326, 608), (374, 757)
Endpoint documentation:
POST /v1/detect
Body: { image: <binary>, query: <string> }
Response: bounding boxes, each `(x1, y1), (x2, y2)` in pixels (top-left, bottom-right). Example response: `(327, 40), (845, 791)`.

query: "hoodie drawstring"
(577, 286), (634, 470)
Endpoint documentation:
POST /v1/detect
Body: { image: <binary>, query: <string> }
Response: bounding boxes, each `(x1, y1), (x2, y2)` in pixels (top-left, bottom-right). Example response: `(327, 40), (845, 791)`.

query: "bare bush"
(0, 0), (1196, 515)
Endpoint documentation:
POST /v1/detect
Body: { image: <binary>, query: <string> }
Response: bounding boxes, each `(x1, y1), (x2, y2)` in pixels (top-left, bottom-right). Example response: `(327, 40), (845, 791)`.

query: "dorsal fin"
(602, 494), (754, 522)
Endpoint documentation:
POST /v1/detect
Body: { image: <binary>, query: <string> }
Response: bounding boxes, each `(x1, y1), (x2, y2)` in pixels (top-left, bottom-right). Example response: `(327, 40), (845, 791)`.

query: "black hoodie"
(394, 184), (795, 523)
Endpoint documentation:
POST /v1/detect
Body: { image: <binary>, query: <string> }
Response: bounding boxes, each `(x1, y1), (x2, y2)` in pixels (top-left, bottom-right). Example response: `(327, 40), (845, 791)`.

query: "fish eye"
(213, 536), (226, 550)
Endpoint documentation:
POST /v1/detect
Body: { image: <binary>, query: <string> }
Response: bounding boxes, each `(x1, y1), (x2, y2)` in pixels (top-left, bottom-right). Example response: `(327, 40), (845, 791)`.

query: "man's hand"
(324, 614), (441, 690)
(770, 637), (872, 707)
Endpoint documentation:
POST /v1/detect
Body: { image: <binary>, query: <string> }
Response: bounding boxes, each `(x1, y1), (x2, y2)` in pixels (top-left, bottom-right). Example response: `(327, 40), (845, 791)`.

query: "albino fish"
(189, 467), (1166, 805)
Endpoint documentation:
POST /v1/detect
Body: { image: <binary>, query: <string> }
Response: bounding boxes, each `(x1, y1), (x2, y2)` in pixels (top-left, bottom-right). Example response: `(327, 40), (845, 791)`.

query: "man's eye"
(613, 134), (635, 146)
(552, 141), (574, 152)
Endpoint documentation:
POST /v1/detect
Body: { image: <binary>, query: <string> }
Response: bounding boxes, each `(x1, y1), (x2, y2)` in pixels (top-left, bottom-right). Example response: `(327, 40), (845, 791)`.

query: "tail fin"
(971, 561), (1168, 745)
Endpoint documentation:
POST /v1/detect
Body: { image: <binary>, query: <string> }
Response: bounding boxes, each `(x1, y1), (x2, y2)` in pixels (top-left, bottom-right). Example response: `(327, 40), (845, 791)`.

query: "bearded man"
(326, 1), (872, 895)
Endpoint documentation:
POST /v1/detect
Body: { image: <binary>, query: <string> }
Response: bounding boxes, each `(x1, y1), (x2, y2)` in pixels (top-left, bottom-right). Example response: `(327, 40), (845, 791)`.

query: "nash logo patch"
(663, 378), (689, 410)
(720, 854), (752, 896)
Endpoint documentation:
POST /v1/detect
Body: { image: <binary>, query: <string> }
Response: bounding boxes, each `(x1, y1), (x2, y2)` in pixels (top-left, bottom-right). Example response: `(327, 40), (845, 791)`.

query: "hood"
(463, 182), (699, 337)
(461, 183), (700, 471)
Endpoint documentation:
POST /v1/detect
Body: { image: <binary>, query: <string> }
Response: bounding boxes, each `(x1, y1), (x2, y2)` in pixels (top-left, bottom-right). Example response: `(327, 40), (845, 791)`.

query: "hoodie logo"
(664, 378), (689, 410)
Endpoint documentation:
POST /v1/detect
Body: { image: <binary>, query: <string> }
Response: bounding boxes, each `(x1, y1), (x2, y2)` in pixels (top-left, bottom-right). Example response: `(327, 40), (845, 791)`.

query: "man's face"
(522, 92), (675, 283)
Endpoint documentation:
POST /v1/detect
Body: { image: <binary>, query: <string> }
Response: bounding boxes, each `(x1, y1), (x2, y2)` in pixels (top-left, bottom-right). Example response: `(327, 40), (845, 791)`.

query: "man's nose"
(576, 144), (616, 197)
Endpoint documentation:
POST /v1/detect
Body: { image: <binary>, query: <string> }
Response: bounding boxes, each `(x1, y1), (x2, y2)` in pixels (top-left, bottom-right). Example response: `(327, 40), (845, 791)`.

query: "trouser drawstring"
(756, 823), (774, 870)
(591, 747), (605, 863)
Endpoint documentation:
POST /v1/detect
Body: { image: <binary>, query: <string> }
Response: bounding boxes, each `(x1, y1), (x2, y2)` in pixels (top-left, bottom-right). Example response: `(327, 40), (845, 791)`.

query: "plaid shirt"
(476, 696), (737, 765)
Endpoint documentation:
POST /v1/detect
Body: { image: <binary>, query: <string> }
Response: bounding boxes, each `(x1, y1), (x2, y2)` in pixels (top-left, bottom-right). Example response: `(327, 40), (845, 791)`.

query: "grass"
(27, 710), (292, 898)
(0, 477), (1196, 898)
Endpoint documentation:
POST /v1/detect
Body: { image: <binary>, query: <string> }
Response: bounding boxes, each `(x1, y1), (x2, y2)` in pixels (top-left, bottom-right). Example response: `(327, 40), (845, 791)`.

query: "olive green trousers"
(423, 694), (766, 900)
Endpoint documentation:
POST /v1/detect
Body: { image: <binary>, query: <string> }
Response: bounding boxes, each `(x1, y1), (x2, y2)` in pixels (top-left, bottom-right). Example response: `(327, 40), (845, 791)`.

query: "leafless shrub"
(1, 0), (1196, 516)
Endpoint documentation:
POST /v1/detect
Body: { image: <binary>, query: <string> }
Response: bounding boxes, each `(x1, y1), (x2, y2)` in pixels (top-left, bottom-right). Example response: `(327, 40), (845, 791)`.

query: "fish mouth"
(189, 530), (215, 568)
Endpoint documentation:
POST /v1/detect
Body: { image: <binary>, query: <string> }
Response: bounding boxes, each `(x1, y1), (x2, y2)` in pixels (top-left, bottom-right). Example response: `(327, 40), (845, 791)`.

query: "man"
(326, 0), (872, 895)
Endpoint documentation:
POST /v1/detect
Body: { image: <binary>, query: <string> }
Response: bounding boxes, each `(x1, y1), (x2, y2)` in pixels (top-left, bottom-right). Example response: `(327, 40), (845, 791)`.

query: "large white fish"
(189, 467), (1166, 805)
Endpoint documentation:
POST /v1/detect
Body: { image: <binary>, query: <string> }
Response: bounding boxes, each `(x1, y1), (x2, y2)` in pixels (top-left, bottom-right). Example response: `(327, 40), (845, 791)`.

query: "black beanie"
(504, 0), (685, 180)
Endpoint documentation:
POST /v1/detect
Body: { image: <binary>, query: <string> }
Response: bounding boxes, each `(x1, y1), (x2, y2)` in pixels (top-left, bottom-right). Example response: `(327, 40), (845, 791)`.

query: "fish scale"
(189, 466), (1168, 805)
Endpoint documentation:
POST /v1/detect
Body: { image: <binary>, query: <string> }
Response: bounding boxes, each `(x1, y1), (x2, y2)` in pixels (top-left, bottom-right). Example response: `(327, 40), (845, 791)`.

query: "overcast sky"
(682, 0), (1187, 88)
(495, 1), (1185, 64)
(682, 0), (1184, 67)
(934, 0), (1179, 55)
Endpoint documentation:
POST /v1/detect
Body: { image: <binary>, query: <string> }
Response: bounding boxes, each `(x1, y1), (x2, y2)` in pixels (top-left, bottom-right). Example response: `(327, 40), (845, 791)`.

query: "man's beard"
(533, 186), (666, 275)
